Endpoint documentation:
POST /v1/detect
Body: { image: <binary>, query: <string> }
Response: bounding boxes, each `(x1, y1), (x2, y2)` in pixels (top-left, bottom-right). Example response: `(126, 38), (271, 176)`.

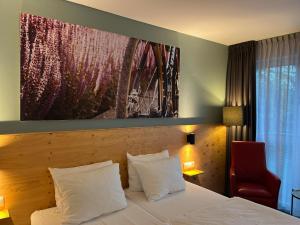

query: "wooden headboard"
(0, 124), (225, 225)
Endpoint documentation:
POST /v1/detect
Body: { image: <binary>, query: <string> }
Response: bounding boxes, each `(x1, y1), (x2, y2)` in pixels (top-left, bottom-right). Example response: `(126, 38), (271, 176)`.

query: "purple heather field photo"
(20, 13), (180, 120)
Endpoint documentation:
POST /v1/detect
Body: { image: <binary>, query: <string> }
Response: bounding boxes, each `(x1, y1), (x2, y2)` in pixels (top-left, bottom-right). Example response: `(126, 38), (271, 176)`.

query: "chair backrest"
(231, 141), (267, 182)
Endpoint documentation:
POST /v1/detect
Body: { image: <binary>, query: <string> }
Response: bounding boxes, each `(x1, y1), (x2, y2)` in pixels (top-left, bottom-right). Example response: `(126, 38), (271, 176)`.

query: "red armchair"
(230, 141), (281, 209)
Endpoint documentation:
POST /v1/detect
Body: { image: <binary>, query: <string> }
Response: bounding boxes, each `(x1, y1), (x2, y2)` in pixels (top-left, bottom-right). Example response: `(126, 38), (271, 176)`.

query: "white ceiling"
(67, 0), (300, 45)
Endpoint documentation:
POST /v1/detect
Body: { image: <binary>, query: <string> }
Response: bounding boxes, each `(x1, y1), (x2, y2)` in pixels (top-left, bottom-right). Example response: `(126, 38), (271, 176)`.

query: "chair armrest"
(264, 170), (281, 197)
(229, 168), (237, 197)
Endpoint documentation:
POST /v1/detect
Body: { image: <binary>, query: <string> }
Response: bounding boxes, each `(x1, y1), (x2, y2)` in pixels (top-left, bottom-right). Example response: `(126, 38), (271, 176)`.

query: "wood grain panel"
(0, 124), (226, 225)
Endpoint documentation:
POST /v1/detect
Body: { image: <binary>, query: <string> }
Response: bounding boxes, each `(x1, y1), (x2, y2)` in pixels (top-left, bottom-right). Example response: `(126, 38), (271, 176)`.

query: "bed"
(31, 181), (300, 225)
(0, 126), (226, 225)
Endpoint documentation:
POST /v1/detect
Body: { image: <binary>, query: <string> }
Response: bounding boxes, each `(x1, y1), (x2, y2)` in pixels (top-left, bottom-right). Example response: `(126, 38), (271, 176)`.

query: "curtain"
(226, 41), (256, 141)
(225, 41), (256, 195)
(256, 32), (300, 213)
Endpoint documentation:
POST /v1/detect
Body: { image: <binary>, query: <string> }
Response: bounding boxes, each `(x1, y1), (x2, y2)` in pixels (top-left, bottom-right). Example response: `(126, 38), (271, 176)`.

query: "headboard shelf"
(0, 117), (208, 135)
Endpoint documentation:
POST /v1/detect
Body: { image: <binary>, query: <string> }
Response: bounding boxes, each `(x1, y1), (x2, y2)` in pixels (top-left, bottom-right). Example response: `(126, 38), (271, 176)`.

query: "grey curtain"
(225, 41), (256, 141)
(224, 41), (256, 195)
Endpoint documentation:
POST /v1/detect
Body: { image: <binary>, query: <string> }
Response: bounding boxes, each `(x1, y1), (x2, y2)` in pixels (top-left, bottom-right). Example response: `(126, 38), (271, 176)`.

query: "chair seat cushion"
(237, 182), (272, 198)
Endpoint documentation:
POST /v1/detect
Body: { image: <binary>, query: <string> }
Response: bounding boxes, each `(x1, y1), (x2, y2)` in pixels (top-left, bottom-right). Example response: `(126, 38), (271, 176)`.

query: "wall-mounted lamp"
(223, 106), (244, 126)
(186, 133), (195, 145)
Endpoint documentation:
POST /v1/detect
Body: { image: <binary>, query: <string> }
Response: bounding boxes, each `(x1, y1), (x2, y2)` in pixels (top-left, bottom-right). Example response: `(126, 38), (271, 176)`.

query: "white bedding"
(125, 181), (228, 222)
(172, 197), (300, 225)
(126, 181), (300, 225)
(32, 181), (300, 225)
(31, 199), (169, 225)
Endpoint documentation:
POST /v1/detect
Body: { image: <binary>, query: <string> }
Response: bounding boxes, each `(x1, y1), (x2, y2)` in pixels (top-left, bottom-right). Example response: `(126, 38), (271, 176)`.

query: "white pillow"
(133, 156), (185, 201)
(127, 150), (169, 192)
(49, 160), (112, 211)
(55, 163), (127, 225)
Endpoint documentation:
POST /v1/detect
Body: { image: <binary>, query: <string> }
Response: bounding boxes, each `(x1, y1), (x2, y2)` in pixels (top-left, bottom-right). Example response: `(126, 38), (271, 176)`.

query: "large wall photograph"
(20, 13), (180, 120)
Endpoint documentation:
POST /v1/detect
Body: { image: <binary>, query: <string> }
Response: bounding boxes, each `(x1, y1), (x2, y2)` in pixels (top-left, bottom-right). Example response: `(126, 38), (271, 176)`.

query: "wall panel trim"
(0, 117), (220, 134)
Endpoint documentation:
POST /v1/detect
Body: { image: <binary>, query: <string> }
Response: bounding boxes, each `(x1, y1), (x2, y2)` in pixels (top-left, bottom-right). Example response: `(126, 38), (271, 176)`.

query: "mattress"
(30, 199), (169, 225)
(125, 181), (300, 225)
(125, 181), (228, 222)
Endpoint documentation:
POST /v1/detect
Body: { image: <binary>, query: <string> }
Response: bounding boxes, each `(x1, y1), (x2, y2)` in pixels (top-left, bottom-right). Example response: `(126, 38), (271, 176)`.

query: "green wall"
(0, 0), (228, 133)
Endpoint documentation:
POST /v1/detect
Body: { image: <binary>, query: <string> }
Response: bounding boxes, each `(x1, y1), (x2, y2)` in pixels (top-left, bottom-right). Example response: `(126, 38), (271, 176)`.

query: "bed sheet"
(125, 181), (227, 223)
(172, 196), (300, 225)
(125, 181), (300, 225)
(31, 199), (169, 225)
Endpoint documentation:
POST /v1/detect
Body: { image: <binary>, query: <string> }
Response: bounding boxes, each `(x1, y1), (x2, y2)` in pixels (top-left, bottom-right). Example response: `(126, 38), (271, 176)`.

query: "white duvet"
(171, 197), (300, 225)
(126, 182), (300, 225)
(32, 182), (300, 225)
(31, 200), (170, 225)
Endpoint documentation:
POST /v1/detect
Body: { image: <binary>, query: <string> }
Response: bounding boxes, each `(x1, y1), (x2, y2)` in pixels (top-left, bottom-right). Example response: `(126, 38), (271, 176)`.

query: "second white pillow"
(133, 156), (185, 201)
(127, 150), (169, 192)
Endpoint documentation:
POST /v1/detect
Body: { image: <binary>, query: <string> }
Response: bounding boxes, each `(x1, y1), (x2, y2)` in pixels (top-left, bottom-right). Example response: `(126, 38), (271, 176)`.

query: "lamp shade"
(223, 106), (244, 126)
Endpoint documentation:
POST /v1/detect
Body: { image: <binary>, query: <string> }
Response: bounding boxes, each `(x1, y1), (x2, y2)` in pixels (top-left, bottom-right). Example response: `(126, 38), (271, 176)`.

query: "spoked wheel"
(115, 38), (180, 119)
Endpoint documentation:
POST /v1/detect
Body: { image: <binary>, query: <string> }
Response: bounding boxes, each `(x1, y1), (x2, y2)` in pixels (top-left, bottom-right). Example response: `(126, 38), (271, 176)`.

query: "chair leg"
(291, 193), (294, 215)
